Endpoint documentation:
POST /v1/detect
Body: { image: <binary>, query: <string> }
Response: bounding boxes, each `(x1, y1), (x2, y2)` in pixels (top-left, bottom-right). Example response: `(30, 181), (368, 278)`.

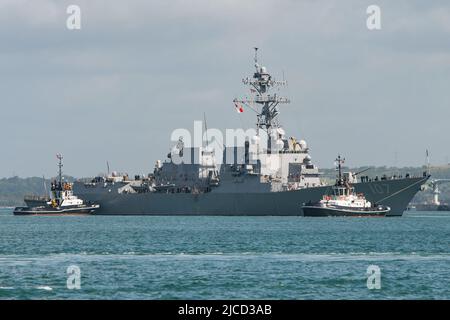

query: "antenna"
(426, 149), (430, 174)
(335, 155), (345, 185)
(55, 154), (63, 205)
(394, 151), (398, 176)
(107, 161), (110, 176)
(203, 112), (209, 150)
(56, 153), (63, 186)
(234, 48), (290, 153)
(43, 175), (48, 196)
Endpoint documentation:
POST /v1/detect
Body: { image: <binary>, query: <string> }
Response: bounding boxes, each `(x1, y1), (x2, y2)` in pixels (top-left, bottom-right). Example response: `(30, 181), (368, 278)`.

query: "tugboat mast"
(57, 154), (63, 186)
(335, 155), (345, 186)
(56, 154), (63, 202)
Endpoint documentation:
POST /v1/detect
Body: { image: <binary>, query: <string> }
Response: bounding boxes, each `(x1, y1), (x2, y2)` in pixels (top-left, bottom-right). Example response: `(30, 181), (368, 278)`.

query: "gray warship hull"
(73, 175), (428, 217)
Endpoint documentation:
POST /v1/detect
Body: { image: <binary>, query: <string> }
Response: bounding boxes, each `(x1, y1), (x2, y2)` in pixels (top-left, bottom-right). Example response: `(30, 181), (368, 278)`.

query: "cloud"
(0, 0), (449, 176)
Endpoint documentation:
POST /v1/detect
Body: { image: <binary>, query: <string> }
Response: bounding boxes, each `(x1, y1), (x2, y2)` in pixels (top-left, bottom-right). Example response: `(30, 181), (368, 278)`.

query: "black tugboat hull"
(13, 205), (99, 216)
(302, 205), (390, 217)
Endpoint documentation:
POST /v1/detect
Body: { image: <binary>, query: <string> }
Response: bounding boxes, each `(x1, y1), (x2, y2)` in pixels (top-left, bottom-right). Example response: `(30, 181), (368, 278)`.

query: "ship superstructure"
(232, 48), (322, 190)
(73, 50), (429, 216)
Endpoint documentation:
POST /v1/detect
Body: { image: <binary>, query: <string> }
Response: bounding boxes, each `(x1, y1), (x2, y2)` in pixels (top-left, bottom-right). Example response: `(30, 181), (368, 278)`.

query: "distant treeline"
(1, 166), (449, 207)
(0, 176), (74, 207)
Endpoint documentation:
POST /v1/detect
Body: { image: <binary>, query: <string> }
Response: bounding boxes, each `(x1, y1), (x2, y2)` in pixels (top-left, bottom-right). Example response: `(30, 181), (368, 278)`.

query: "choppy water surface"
(0, 208), (449, 299)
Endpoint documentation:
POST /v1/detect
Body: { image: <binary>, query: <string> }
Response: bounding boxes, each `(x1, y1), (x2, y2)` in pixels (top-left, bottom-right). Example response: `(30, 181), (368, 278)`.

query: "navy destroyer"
(73, 49), (429, 216)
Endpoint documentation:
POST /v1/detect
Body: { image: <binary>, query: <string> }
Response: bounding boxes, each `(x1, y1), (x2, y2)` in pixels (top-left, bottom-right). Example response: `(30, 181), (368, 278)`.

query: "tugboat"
(302, 156), (390, 217)
(13, 155), (99, 216)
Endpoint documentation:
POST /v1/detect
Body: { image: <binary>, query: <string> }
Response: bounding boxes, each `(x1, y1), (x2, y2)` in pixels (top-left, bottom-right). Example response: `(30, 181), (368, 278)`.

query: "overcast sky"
(0, 0), (449, 177)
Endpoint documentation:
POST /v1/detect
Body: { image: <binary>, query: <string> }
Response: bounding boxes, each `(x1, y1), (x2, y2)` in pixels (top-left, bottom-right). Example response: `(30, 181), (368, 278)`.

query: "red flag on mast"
(234, 102), (244, 113)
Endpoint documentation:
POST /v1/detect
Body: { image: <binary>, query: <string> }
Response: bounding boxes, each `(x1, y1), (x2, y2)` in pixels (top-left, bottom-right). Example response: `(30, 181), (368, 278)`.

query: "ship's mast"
(43, 175), (48, 197)
(234, 48), (290, 153)
(57, 154), (63, 186)
(335, 155), (345, 186)
(56, 154), (63, 202)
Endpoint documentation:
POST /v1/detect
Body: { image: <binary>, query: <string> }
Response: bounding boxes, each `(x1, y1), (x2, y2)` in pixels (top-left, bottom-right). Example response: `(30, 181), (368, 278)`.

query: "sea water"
(0, 207), (449, 299)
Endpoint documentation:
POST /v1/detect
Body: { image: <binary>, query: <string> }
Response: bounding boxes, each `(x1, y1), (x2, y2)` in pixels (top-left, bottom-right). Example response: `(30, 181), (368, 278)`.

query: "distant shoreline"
(1, 166), (449, 207)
